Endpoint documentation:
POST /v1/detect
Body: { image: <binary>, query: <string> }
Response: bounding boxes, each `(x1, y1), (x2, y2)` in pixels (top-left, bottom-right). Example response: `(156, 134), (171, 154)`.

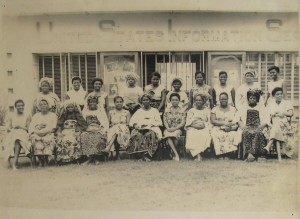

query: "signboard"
(103, 55), (137, 109)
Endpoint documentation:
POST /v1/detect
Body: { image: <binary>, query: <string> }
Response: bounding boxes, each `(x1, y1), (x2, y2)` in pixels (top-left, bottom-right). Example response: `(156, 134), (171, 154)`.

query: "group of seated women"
(3, 65), (295, 169)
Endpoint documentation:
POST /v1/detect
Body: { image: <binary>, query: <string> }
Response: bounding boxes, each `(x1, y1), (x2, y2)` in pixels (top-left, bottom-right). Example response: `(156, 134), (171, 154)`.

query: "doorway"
(208, 52), (246, 89)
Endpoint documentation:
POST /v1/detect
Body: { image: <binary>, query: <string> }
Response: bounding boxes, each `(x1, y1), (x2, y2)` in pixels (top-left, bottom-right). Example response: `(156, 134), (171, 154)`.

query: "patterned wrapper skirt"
(163, 129), (182, 140)
(150, 100), (161, 110)
(56, 129), (82, 163)
(242, 126), (266, 157)
(107, 124), (130, 151)
(185, 127), (211, 157)
(127, 129), (159, 157)
(211, 128), (241, 155)
(80, 129), (107, 156)
(30, 133), (56, 156)
(4, 129), (31, 159)
(270, 117), (296, 157)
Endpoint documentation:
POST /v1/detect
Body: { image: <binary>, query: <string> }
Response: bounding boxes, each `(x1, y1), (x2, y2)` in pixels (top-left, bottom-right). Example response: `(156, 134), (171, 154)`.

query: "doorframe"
(99, 52), (140, 80)
(207, 52), (246, 87)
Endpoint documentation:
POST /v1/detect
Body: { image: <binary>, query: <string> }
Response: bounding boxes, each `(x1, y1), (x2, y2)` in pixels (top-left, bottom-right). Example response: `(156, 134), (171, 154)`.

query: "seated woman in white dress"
(211, 92), (240, 159)
(29, 98), (58, 167)
(264, 87), (294, 159)
(163, 93), (186, 161)
(127, 94), (163, 161)
(102, 96), (131, 160)
(185, 94), (211, 161)
(4, 99), (31, 170)
(118, 73), (144, 115)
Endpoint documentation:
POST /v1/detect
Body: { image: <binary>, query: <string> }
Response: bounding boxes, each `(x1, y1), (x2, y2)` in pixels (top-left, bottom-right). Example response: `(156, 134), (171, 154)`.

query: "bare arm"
(211, 113), (230, 127)
(208, 88), (213, 109)
(231, 88), (236, 107)
(163, 113), (171, 130)
(65, 93), (70, 100)
(158, 89), (167, 112)
(105, 96), (109, 114)
(189, 90), (194, 109)
(212, 88), (217, 107)
(126, 111), (131, 126)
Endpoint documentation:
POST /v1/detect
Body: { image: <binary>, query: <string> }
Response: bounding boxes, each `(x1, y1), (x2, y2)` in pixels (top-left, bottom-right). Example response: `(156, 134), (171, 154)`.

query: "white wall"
(3, 0), (299, 16)
(1, 12), (299, 109)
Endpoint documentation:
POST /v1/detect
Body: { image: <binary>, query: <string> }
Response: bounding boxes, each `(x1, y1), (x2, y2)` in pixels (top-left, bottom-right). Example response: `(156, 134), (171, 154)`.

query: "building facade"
(1, 0), (299, 114)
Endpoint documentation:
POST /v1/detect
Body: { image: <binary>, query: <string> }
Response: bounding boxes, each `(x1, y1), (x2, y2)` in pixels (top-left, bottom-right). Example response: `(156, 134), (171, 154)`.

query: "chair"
(157, 129), (187, 160)
(8, 147), (34, 167)
(267, 115), (295, 161)
(31, 146), (57, 166)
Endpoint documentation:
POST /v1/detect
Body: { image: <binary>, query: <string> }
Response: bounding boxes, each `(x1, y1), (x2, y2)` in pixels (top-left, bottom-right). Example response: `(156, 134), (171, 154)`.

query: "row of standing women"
(4, 66), (294, 169)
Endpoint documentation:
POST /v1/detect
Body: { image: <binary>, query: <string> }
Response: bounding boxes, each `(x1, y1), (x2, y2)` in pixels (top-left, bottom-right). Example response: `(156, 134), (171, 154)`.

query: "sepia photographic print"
(0, 0), (299, 218)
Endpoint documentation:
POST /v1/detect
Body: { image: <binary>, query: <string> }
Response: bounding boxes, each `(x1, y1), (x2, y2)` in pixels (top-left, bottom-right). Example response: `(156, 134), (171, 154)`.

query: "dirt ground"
(0, 157), (298, 213)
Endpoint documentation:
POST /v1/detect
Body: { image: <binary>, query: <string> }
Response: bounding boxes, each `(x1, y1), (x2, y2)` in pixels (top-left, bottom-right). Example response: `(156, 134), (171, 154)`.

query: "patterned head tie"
(247, 89), (262, 102)
(87, 95), (99, 104)
(125, 73), (139, 82)
(171, 77), (183, 85)
(139, 93), (152, 103)
(244, 69), (257, 78)
(63, 99), (81, 111)
(193, 93), (209, 103)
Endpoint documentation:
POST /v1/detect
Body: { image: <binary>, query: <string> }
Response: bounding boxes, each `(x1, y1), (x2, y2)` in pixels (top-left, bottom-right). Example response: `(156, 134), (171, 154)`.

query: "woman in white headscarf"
(65, 76), (88, 110)
(32, 77), (61, 116)
(235, 70), (264, 111)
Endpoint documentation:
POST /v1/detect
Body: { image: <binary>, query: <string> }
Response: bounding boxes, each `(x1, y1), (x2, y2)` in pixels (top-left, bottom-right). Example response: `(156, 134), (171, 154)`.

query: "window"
(245, 52), (299, 103)
(143, 52), (205, 91)
(38, 54), (97, 100)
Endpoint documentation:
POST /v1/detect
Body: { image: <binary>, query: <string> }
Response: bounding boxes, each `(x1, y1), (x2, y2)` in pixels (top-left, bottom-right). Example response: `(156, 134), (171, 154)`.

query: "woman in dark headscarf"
(236, 90), (269, 162)
(80, 95), (109, 165)
(56, 100), (87, 164)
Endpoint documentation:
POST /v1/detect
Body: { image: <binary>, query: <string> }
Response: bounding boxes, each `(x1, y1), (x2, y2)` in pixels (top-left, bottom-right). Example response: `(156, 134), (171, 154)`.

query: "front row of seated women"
(4, 87), (294, 169)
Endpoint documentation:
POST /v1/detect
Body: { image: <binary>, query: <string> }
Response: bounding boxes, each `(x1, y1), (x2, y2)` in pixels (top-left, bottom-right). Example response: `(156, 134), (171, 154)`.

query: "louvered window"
(38, 55), (61, 98)
(143, 52), (205, 91)
(38, 53), (97, 101)
(245, 52), (299, 104)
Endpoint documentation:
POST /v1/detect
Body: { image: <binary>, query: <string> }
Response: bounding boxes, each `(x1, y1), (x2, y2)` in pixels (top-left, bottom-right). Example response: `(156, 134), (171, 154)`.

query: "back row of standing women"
(5, 65), (294, 169)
